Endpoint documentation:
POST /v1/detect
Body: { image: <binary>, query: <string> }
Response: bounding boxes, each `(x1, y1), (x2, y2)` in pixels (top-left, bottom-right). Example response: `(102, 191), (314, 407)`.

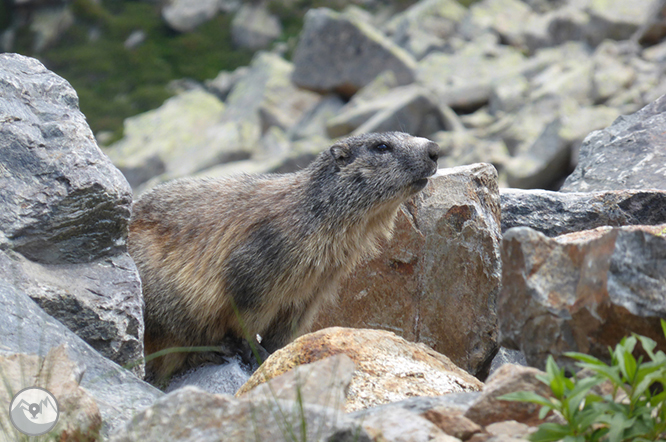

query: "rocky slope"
(1, 0), (665, 441)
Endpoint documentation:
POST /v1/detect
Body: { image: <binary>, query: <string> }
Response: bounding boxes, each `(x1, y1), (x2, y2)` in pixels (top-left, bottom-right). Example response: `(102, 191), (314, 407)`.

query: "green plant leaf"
(635, 335), (658, 361)
(565, 352), (605, 366)
(499, 391), (555, 409)
(527, 423), (573, 442)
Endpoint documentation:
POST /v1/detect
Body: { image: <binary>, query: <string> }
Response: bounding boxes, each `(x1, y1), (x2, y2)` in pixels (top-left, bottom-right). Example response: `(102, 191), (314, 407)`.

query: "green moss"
(9, 0), (252, 140)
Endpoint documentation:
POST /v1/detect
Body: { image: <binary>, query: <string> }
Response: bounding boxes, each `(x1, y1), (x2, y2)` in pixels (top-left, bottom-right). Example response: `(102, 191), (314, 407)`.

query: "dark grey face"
(330, 131), (439, 205)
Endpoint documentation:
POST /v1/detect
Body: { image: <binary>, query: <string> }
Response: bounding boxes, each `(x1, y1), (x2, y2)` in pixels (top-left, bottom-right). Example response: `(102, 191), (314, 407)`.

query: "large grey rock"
(291, 8), (417, 97)
(0, 53), (131, 264)
(111, 386), (371, 442)
(107, 52), (320, 192)
(385, 0), (466, 59)
(0, 280), (162, 438)
(562, 94), (666, 192)
(460, 0), (534, 48)
(585, 0), (653, 46)
(501, 188), (666, 236)
(327, 84), (445, 138)
(0, 53), (144, 373)
(313, 164), (503, 377)
(504, 103), (620, 189)
(417, 38), (527, 112)
(499, 224), (666, 369)
(162, 0), (219, 33)
(104, 88), (229, 189)
(231, 3), (282, 50)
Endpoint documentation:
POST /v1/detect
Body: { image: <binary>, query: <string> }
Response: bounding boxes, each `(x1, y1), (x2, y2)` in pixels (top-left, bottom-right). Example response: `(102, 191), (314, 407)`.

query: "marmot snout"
(129, 132), (439, 380)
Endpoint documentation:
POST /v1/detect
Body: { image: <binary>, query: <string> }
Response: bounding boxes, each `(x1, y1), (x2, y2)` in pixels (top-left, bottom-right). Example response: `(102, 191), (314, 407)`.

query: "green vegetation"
(501, 321), (666, 442)
(8, 0), (253, 141)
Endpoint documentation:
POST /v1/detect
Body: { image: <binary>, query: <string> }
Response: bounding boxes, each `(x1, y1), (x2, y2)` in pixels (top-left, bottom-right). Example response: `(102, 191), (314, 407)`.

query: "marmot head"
(327, 132), (439, 208)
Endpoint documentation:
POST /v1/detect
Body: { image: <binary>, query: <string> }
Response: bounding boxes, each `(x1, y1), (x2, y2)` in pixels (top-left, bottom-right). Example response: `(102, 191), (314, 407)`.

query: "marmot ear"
(330, 143), (352, 167)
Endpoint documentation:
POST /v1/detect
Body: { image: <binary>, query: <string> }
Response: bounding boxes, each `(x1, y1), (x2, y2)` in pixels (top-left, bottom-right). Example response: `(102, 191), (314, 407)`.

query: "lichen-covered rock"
(107, 52), (320, 191)
(0, 53), (144, 374)
(162, 0), (219, 33)
(291, 8), (417, 97)
(499, 224), (666, 369)
(231, 3), (282, 50)
(237, 327), (483, 413)
(417, 39), (526, 111)
(326, 84), (445, 138)
(313, 164), (502, 377)
(386, 0), (467, 59)
(562, 94), (666, 191)
(104, 88), (228, 189)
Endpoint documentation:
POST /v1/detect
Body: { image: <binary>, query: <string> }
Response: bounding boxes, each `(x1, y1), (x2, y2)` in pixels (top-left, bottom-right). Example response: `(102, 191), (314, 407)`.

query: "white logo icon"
(9, 387), (60, 436)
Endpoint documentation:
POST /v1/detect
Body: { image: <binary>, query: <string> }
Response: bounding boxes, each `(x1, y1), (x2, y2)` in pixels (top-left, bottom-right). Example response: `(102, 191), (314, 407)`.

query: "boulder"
(499, 224), (666, 369)
(237, 327), (483, 412)
(104, 88), (227, 189)
(585, 0), (653, 46)
(0, 346), (101, 441)
(488, 348), (527, 378)
(106, 52), (320, 192)
(358, 407), (459, 442)
(504, 104), (620, 189)
(0, 280), (162, 438)
(633, 0), (666, 45)
(385, 0), (467, 59)
(313, 164), (502, 377)
(231, 3), (282, 50)
(422, 406), (483, 440)
(241, 354), (355, 411)
(501, 188), (666, 236)
(326, 84), (445, 138)
(0, 53), (144, 374)
(417, 39), (527, 112)
(460, 0), (534, 48)
(562, 94), (666, 191)
(111, 385), (371, 442)
(464, 364), (551, 427)
(30, 4), (74, 52)
(291, 8), (417, 97)
(433, 131), (510, 183)
(162, 0), (219, 33)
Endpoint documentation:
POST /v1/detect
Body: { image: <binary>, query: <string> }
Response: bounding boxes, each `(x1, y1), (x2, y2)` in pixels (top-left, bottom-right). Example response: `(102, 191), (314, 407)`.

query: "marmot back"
(129, 132), (439, 380)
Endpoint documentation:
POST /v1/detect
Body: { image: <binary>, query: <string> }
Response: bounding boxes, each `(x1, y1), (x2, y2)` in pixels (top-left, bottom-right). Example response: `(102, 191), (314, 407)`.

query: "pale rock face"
(231, 3), (282, 50)
(162, 0), (220, 33)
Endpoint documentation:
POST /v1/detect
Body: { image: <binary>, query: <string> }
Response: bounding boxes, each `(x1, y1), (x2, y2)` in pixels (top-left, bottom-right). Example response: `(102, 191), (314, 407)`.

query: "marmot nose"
(426, 141), (439, 163)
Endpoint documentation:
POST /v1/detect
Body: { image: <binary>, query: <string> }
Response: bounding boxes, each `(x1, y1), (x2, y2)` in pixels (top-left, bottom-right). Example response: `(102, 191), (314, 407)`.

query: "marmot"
(129, 132), (439, 380)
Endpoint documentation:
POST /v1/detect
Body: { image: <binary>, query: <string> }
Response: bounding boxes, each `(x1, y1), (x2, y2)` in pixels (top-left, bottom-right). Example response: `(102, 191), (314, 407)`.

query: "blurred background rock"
(2, 0), (665, 193)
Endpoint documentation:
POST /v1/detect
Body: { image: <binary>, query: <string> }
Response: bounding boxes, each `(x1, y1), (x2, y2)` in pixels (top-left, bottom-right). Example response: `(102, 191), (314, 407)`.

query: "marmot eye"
(374, 143), (389, 151)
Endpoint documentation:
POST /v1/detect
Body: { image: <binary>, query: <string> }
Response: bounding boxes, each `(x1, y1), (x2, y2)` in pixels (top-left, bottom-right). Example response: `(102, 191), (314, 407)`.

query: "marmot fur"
(129, 132), (439, 380)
